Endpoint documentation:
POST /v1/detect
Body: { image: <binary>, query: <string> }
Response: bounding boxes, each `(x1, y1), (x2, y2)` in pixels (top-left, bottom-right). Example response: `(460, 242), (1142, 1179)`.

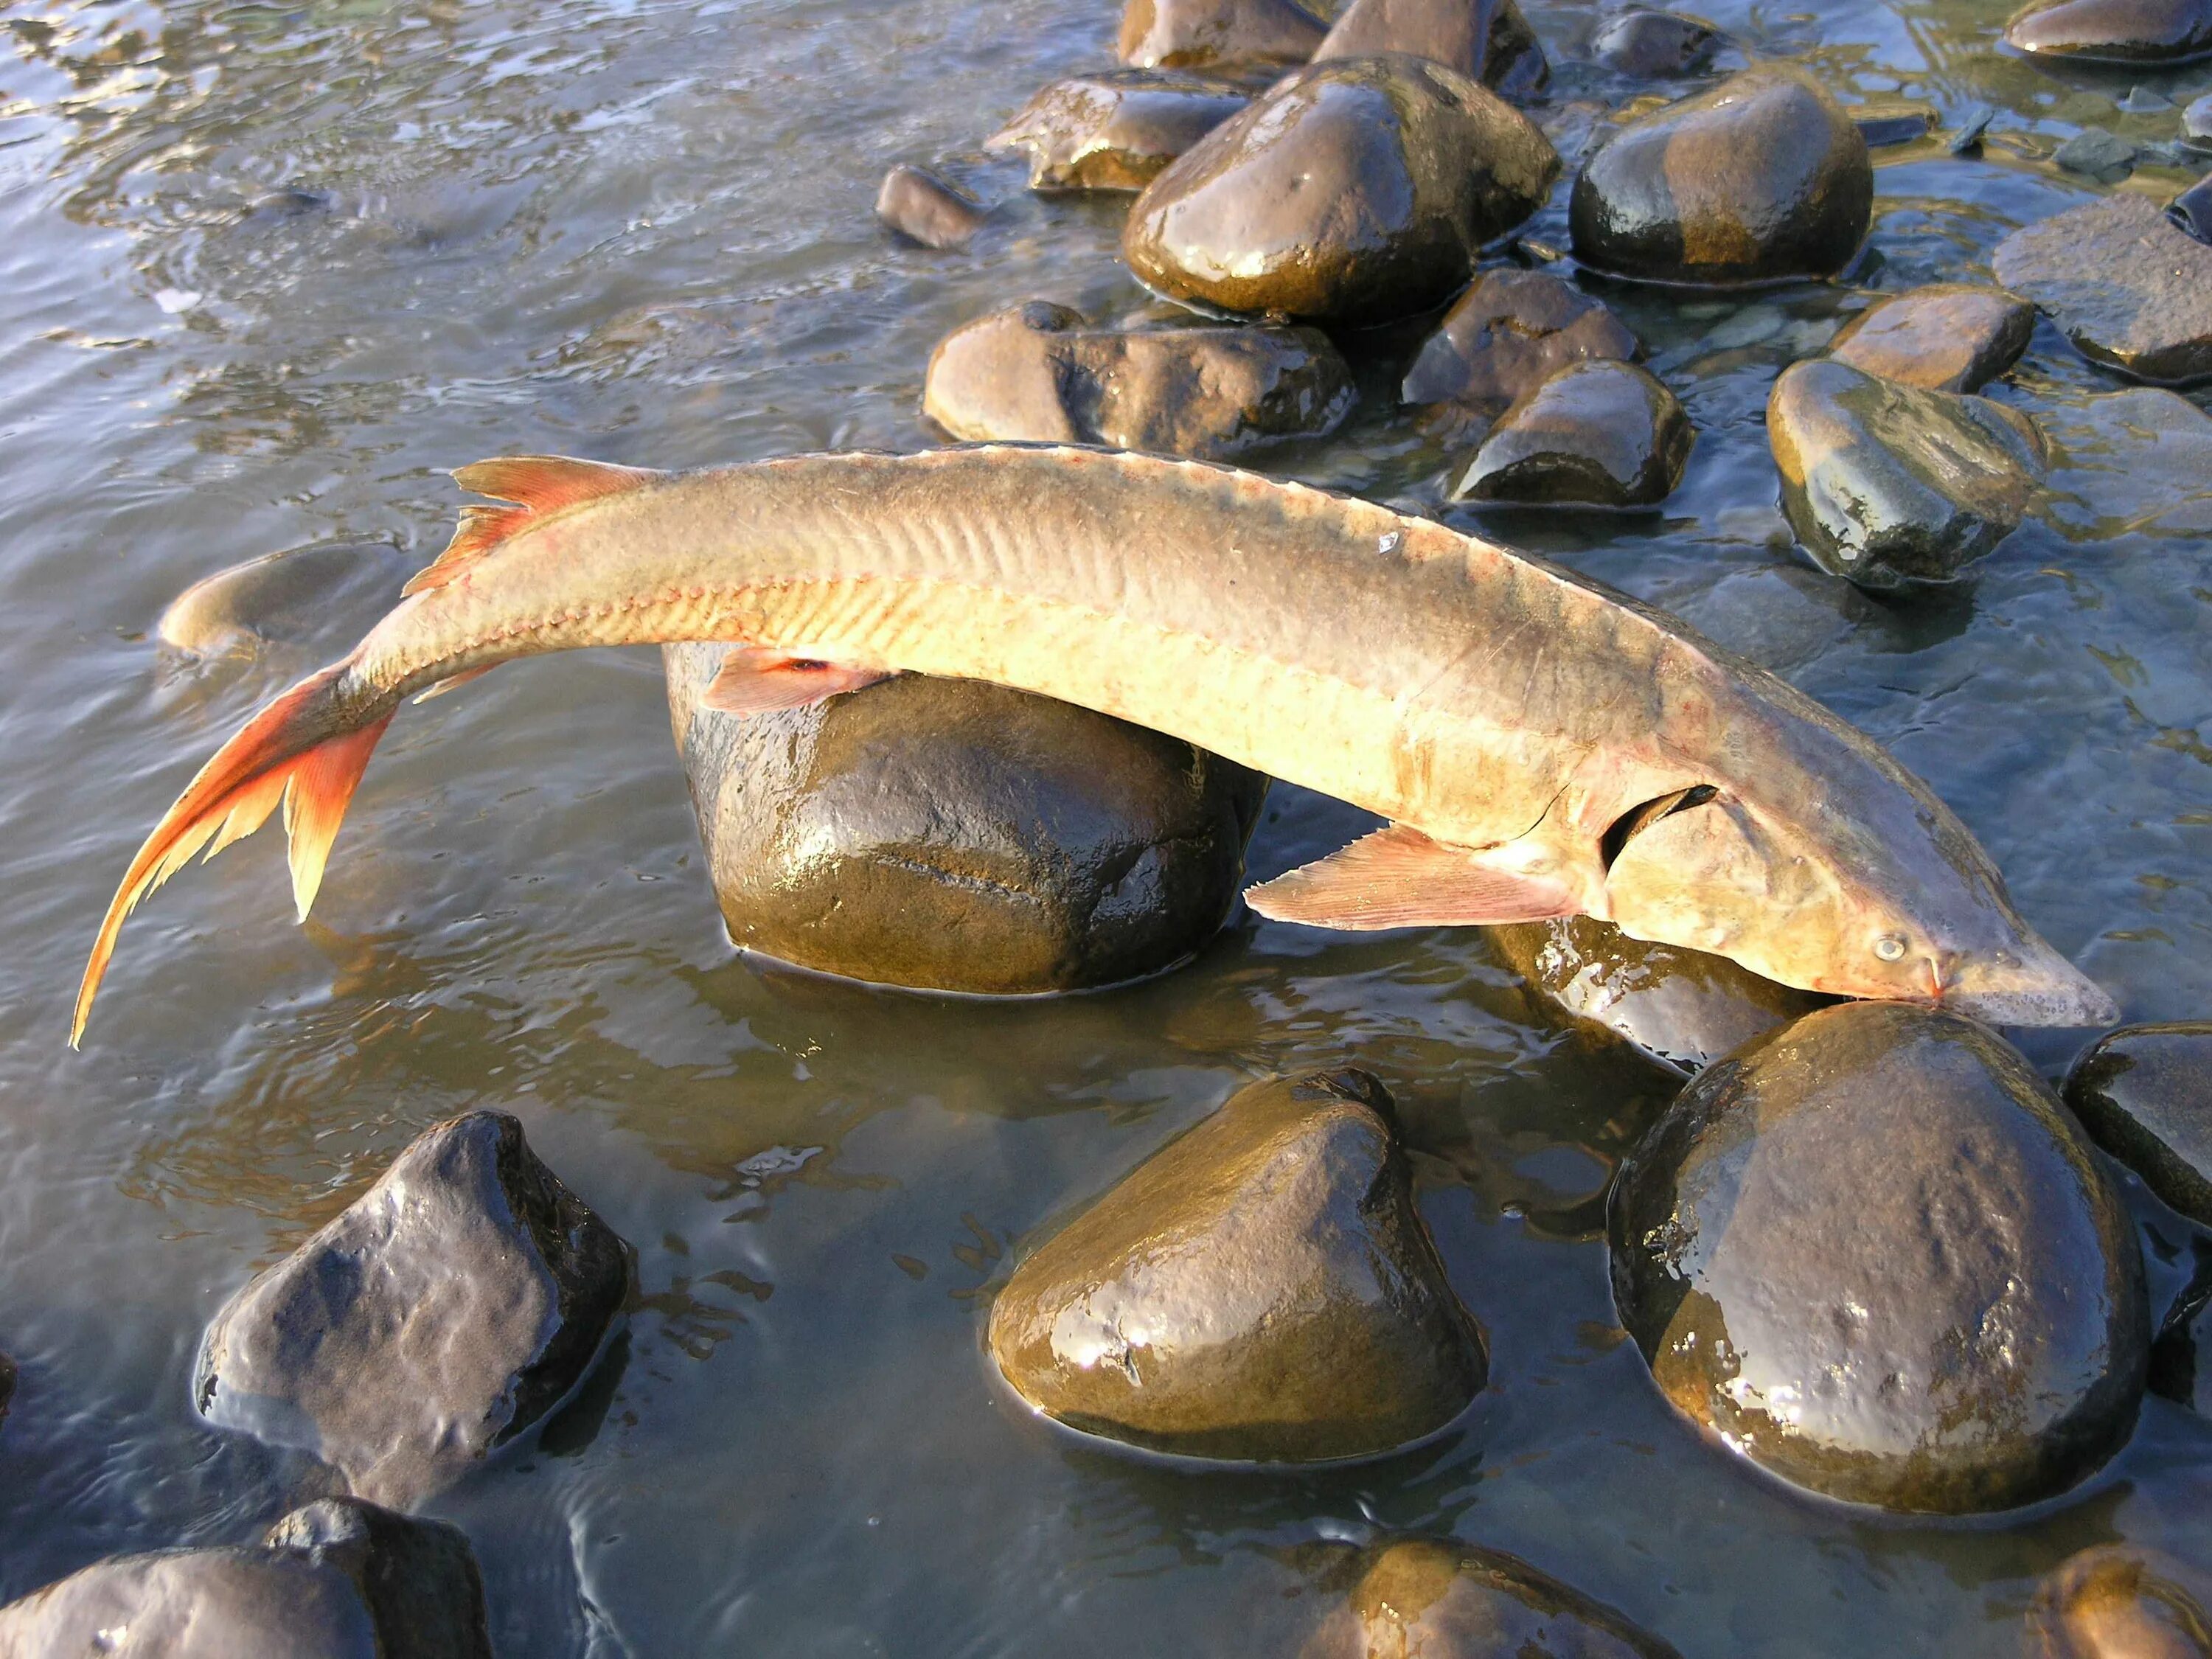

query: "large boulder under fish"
(2004, 0), (2212, 63)
(1401, 267), (1641, 422)
(1449, 358), (1692, 507)
(874, 165), (989, 249)
(986, 71), (1251, 192)
(156, 539), (413, 661)
(1310, 0), (1549, 98)
(1117, 0), (1328, 74)
(1610, 1002), (2149, 1513)
(1992, 192), (2212, 385)
(1590, 8), (1723, 77)
(2065, 1023), (2212, 1228)
(1826, 284), (2037, 394)
(988, 1071), (1485, 1461)
(667, 647), (1266, 994)
(195, 1111), (632, 1509)
(2025, 1544), (2212, 1658)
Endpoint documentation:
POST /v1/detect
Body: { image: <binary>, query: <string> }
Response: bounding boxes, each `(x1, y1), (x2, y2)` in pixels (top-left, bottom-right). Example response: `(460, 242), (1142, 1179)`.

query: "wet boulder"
(196, 1111), (632, 1509)
(1312, 0), (1549, 99)
(1451, 358), (1693, 506)
(1569, 65), (1873, 287)
(987, 71), (1250, 191)
(667, 650), (1265, 994)
(1611, 1002), (2149, 1513)
(1118, 0), (1328, 72)
(922, 301), (1355, 458)
(156, 539), (411, 659)
(1767, 358), (2045, 589)
(2025, 1545), (2212, 1658)
(2005, 0), (2212, 64)
(1122, 56), (1560, 322)
(1400, 267), (1641, 416)
(1590, 9), (1721, 77)
(874, 165), (987, 249)
(0, 1497), (491, 1659)
(1826, 283), (2037, 394)
(2172, 175), (2212, 246)
(1992, 192), (2212, 384)
(988, 1071), (1485, 1461)
(2065, 1023), (2212, 1226)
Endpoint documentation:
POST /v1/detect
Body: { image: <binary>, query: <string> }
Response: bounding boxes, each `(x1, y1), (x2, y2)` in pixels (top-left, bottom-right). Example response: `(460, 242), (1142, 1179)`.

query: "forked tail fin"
(72, 663), (394, 1047)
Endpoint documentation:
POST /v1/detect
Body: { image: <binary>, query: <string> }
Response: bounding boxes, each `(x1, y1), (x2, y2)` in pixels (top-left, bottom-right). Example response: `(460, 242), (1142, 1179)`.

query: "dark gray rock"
(922, 300), (1354, 457)
(2053, 125), (2136, 178)
(1312, 0), (1549, 99)
(986, 71), (1249, 191)
(874, 165), (987, 249)
(1767, 358), (2045, 589)
(2025, 1545), (2212, 1658)
(1826, 284), (2037, 394)
(2172, 175), (2212, 245)
(196, 1111), (632, 1509)
(262, 1500), (492, 1659)
(1117, 0), (1328, 72)
(1401, 267), (1641, 415)
(1590, 10), (1721, 77)
(1570, 66), (1873, 286)
(2118, 84), (2175, 111)
(2006, 0), (2212, 64)
(667, 649), (1265, 994)
(1122, 55), (1559, 321)
(1610, 1001), (2149, 1513)
(1950, 102), (1997, 153)
(988, 1071), (1484, 1461)
(2065, 1022), (2212, 1225)
(1452, 358), (1693, 506)
(156, 540), (411, 659)
(1993, 191), (2212, 383)
(1852, 105), (1936, 147)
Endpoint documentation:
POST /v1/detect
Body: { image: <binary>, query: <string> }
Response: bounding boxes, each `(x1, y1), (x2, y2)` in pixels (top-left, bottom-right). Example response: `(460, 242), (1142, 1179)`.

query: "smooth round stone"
(1401, 267), (1641, 414)
(2064, 1022), (2212, 1226)
(988, 1071), (1485, 1461)
(874, 165), (987, 248)
(1302, 1538), (1683, 1658)
(1569, 65), (1873, 287)
(2006, 0), (2212, 64)
(1826, 284), (2037, 394)
(1993, 192), (2212, 384)
(2025, 1545), (2212, 1658)
(1451, 358), (1693, 506)
(923, 300), (1355, 458)
(156, 538), (411, 658)
(1117, 0), (1327, 72)
(1312, 0), (1549, 99)
(986, 71), (1249, 191)
(1610, 1001), (2149, 1513)
(1591, 9), (1722, 77)
(667, 648), (1265, 994)
(1768, 358), (2045, 589)
(1122, 55), (1560, 322)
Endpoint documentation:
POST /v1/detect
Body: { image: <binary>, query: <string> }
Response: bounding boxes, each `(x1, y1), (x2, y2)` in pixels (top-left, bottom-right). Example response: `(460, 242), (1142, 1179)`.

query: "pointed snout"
(1938, 942), (2120, 1029)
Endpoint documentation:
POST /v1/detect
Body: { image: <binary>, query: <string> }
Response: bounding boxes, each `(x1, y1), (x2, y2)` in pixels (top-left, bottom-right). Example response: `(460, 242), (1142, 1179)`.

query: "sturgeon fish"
(72, 444), (2116, 1044)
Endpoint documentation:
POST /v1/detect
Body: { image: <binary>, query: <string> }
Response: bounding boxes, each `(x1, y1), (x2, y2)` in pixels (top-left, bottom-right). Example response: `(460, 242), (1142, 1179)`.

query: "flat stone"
(1489, 914), (1834, 1077)
(0, 1498), (491, 1659)
(667, 651), (1265, 994)
(2006, 0), (2212, 64)
(2025, 1545), (2212, 1658)
(1117, 0), (1328, 72)
(874, 165), (987, 249)
(1313, 0), (1548, 99)
(1590, 10), (1722, 77)
(1301, 1538), (1683, 1658)
(1611, 1001), (2149, 1513)
(1122, 55), (1559, 321)
(1994, 192), (2212, 383)
(1570, 65), (1873, 286)
(1400, 267), (1641, 414)
(2172, 175), (2212, 245)
(1768, 358), (2045, 589)
(1452, 358), (1694, 506)
(1826, 284), (2038, 393)
(986, 71), (1249, 191)
(1853, 104), (1937, 147)
(196, 1111), (632, 1509)
(156, 539), (411, 659)
(2064, 1022), (2212, 1226)
(2053, 126), (2136, 178)
(987, 1071), (1485, 1461)
(2118, 84), (2175, 111)
(922, 300), (1355, 457)
(1950, 102), (1997, 154)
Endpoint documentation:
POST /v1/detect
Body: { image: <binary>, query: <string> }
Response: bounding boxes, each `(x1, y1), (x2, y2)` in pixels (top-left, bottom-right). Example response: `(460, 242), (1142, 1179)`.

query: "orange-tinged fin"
(413, 664), (495, 704)
(700, 647), (893, 716)
(281, 711), (394, 921)
(405, 455), (663, 597)
(1244, 825), (1581, 931)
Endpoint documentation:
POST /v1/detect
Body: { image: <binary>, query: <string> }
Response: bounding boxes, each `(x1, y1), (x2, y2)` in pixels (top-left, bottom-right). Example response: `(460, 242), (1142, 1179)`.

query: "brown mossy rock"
(1450, 358), (1692, 505)
(1401, 267), (1640, 414)
(1610, 1002), (2149, 1514)
(1768, 358), (2045, 589)
(987, 71), (1250, 191)
(1569, 65), (1872, 287)
(922, 300), (1355, 458)
(156, 539), (411, 659)
(1827, 284), (2037, 394)
(988, 1071), (1485, 1461)
(1118, 0), (1327, 72)
(195, 1111), (632, 1509)
(1301, 1537), (1683, 1659)
(2005, 0), (2212, 63)
(1313, 0), (1549, 98)
(2025, 1545), (2212, 1658)
(874, 165), (987, 249)
(1993, 193), (2212, 385)
(667, 647), (1266, 994)
(1124, 56), (1559, 322)
(1489, 914), (1832, 1077)
(1590, 10), (1722, 77)
(2065, 1022), (2212, 1227)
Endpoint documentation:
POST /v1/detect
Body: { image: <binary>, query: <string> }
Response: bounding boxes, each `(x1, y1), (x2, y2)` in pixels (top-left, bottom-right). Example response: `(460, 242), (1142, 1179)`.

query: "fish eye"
(1873, 933), (1909, 963)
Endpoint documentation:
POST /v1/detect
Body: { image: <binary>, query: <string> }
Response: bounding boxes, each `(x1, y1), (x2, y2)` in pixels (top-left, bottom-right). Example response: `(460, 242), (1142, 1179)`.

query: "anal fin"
(700, 647), (891, 716)
(1244, 824), (1582, 931)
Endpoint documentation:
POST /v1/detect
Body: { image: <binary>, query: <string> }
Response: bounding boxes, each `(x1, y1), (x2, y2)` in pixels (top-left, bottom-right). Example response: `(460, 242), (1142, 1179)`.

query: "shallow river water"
(1, 0), (2210, 1652)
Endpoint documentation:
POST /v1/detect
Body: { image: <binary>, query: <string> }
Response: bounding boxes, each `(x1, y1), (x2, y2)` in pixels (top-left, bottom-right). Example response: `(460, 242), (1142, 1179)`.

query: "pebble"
(1610, 1001), (2149, 1513)
(156, 539), (412, 660)
(987, 1071), (1485, 1461)
(2006, 0), (2212, 65)
(1117, 0), (1328, 72)
(1950, 102), (1996, 153)
(1590, 9), (1722, 78)
(1826, 283), (2038, 393)
(2054, 125), (2137, 178)
(2025, 1545), (2212, 1658)
(1400, 267), (1641, 415)
(1993, 192), (2212, 383)
(2064, 1022), (2212, 1226)
(874, 165), (988, 248)
(1313, 0), (1549, 98)
(986, 71), (1248, 191)
(1451, 358), (1694, 507)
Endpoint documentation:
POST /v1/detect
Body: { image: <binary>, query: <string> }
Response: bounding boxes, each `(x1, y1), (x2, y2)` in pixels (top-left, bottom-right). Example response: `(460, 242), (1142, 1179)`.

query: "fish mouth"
(1936, 947), (2121, 1029)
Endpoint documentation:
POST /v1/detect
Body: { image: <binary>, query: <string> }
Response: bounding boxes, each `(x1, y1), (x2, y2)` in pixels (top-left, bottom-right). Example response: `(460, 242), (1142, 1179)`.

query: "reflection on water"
(1, 0), (2210, 1650)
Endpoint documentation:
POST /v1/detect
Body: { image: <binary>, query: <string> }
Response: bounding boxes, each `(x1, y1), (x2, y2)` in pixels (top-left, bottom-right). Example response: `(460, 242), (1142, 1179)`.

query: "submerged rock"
(1400, 267), (1640, 414)
(1570, 65), (1873, 287)
(987, 71), (1249, 191)
(988, 1071), (1484, 1461)
(1118, 0), (1328, 72)
(1313, 0), (1549, 98)
(196, 1111), (632, 1509)
(156, 539), (411, 659)
(667, 650), (1265, 994)
(2064, 1023), (2212, 1226)
(922, 301), (1354, 457)
(874, 165), (987, 249)
(1590, 9), (1721, 77)
(1452, 358), (1692, 505)
(2188, 91), (2212, 145)
(1768, 358), (2045, 589)
(1122, 55), (1560, 321)
(0, 1497), (492, 1659)
(2025, 1545), (2212, 1658)
(1992, 192), (2212, 384)
(1302, 1538), (1683, 1658)
(1851, 105), (1936, 147)
(2053, 126), (2136, 179)
(1826, 284), (2037, 394)
(1611, 1002), (2149, 1513)
(2005, 0), (2212, 64)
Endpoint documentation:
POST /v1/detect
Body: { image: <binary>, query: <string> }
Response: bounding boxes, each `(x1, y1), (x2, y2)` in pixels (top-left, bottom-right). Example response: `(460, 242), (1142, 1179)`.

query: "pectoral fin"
(1244, 825), (1582, 931)
(700, 647), (892, 716)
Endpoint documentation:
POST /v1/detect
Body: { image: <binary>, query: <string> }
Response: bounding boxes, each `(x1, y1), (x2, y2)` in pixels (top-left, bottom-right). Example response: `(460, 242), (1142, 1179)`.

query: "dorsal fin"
(406, 455), (664, 597)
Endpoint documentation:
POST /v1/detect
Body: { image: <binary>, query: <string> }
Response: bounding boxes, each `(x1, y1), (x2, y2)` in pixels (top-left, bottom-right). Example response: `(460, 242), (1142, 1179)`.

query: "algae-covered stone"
(1118, 0), (1328, 72)
(157, 539), (411, 659)
(1993, 192), (2212, 384)
(1591, 9), (1721, 77)
(668, 647), (1265, 994)
(989, 1071), (1484, 1461)
(1401, 267), (1640, 414)
(1610, 1002), (2149, 1513)
(987, 71), (1249, 191)
(1452, 358), (1692, 506)
(2005, 0), (2212, 64)
(1826, 284), (2037, 394)
(1570, 65), (1873, 286)
(2065, 1022), (2212, 1226)
(1122, 55), (1560, 322)
(1312, 0), (1549, 98)
(2025, 1545), (2212, 1658)
(874, 165), (987, 249)
(1768, 358), (2045, 589)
